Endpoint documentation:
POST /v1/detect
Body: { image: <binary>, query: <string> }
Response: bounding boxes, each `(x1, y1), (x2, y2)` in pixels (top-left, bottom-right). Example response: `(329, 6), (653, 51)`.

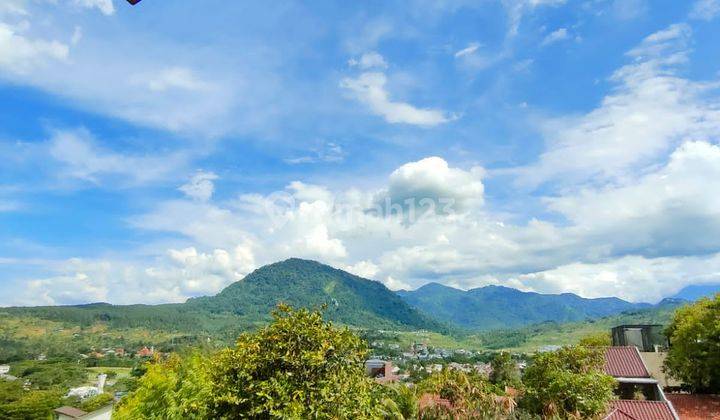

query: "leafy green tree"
(0, 380), (63, 420)
(664, 294), (720, 392)
(114, 352), (213, 419)
(209, 305), (384, 419)
(577, 332), (611, 347)
(520, 346), (615, 419)
(79, 393), (114, 412)
(117, 306), (387, 419)
(416, 368), (508, 418)
(489, 352), (521, 388)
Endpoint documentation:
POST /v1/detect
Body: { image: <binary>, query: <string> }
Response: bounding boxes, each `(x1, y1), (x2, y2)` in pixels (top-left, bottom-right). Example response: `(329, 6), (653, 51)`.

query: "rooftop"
(54, 406), (88, 418)
(604, 347), (650, 378)
(605, 400), (677, 420)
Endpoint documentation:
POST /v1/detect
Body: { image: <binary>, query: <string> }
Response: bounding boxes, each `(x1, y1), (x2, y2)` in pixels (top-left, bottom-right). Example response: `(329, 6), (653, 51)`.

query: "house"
(365, 359), (399, 384)
(115, 348), (125, 357)
(135, 346), (154, 357)
(0, 365), (9, 375)
(602, 343), (679, 419)
(54, 404), (112, 420)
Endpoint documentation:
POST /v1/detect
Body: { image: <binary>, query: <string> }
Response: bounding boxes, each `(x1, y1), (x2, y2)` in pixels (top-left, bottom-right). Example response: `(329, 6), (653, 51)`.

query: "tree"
(416, 368), (509, 418)
(520, 346), (615, 419)
(209, 305), (384, 419)
(116, 305), (387, 419)
(664, 294), (720, 393)
(0, 380), (63, 420)
(489, 352), (521, 388)
(577, 332), (611, 347)
(114, 353), (213, 419)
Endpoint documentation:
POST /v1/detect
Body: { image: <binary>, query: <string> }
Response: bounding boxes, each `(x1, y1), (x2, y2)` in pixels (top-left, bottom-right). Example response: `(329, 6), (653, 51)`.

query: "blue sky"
(2, 0), (720, 305)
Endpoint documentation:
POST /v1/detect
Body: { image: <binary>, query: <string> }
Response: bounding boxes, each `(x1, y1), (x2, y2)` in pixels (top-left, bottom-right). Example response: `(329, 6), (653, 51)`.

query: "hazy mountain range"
(5, 258), (706, 333)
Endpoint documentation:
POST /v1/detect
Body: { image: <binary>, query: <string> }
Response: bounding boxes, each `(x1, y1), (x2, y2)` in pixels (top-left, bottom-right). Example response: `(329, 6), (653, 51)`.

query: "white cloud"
(341, 72), (453, 126)
(48, 128), (187, 185)
(689, 0), (720, 21)
(73, 0), (115, 16)
(179, 171), (218, 202)
(509, 253), (720, 303)
(348, 51), (387, 69)
(284, 142), (345, 165)
(454, 42), (480, 58)
(344, 260), (380, 279)
(12, 137), (720, 304)
(375, 156), (485, 215)
(515, 24), (720, 187)
(143, 67), (210, 92)
(10, 244), (256, 306)
(547, 141), (720, 257)
(0, 22), (68, 74)
(501, 0), (567, 37)
(541, 28), (569, 46)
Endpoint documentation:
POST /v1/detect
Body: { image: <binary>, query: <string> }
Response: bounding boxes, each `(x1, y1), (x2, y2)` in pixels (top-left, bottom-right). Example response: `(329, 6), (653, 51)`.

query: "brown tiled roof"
(54, 406), (88, 418)
(604, 347), (650, 378)
(605, 400), (676, 420)
(666, 394), (720, 420)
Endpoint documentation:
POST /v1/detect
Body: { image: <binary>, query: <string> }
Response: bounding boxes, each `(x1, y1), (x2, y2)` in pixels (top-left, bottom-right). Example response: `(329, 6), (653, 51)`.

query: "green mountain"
(186, 258), (446, 331)
(5, 259), (446, 334)
(397, 282), (651, 331)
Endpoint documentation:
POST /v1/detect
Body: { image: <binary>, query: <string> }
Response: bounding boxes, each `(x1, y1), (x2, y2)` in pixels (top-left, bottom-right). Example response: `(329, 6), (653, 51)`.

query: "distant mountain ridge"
(186, 258), (446, 331)
(5, 258), (679, 335)
(397, 282), (651, 331)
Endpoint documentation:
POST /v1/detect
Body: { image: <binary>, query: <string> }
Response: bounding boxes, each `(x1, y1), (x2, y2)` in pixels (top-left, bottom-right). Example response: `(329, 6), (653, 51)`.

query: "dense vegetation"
(115, 306), (618, 419)
(116, 306), (390, 419)
(664, 293), (720, 393)
(187, 258), (447, 331)
(397, 282), (651, 331)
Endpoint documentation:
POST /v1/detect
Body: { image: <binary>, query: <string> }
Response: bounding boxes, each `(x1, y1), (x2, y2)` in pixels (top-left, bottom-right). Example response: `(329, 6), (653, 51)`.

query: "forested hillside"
(398, 282), (650, 331)
(3, 259), (446, 334)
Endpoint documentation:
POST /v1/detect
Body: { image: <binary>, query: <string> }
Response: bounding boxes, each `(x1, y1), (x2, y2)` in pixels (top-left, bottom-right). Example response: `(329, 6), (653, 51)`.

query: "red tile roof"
(604, 347), (650, 378)
(666, 394), (720, 420)
(605, 400), (677, 420)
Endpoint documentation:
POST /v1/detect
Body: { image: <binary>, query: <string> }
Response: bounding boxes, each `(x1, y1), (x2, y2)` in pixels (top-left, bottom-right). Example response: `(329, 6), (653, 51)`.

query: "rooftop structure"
(611, 325), (668, 352)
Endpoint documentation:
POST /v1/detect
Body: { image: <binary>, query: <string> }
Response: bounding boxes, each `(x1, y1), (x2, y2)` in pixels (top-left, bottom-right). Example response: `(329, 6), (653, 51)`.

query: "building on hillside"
(114, 348), (125, 357)
(602, 335), (679, 419)
(135, 346), (154, 357)
(0, 365), (9, 375)
(54, 404), (112, 420)
(365, 359), (399, 384)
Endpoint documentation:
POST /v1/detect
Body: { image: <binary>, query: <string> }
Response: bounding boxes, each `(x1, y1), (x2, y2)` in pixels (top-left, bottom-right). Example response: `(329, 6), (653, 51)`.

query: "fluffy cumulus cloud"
(516, 23), (720, 187)
(341, 66), (454, 126)
(374, 157), (485, 215)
